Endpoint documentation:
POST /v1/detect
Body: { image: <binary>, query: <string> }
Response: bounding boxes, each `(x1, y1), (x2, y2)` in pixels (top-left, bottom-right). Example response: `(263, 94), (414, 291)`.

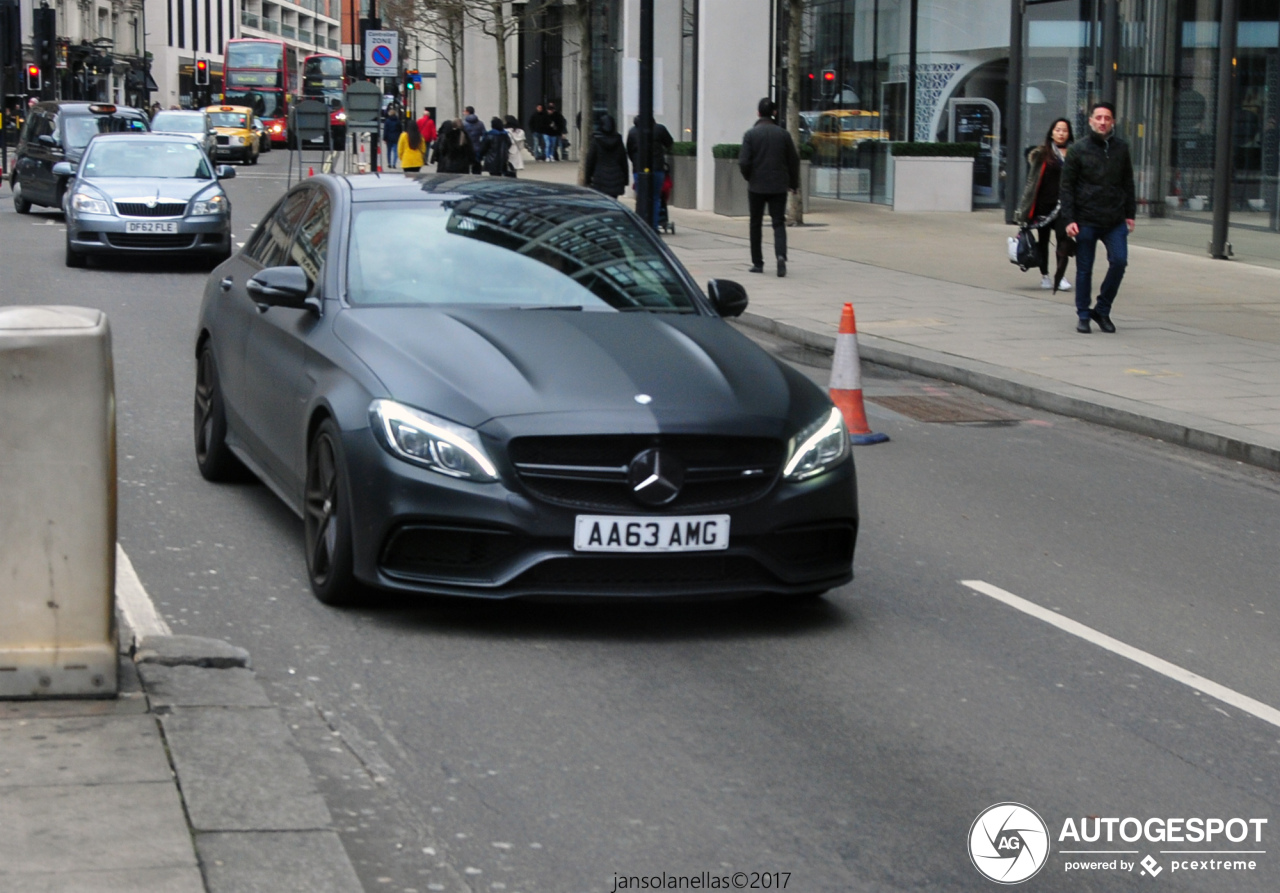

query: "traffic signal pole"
(636, 0), (656, 230)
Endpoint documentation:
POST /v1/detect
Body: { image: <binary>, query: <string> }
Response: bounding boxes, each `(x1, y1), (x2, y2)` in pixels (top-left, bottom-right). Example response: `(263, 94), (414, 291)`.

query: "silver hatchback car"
(150, 109), (218, 157)
(59, 133), (236, 267)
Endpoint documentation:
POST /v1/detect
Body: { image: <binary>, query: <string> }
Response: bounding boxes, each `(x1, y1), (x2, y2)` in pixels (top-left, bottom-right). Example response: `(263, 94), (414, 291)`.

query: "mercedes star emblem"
(628, 448), (684, 506)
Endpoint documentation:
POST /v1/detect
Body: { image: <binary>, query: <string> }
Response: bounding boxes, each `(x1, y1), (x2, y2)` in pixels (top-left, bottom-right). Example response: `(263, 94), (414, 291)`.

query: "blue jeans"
(544, 135), (560, 160)
(632, 172), (666, 228)
(1074, 221), (1128, 320)
(531, 132), (545, 160)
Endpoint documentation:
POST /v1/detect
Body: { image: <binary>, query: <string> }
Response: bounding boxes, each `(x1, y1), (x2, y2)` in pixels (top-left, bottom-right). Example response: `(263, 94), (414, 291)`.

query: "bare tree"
(466, 1), (554, 119)
(785, 0), (805, 225)
(381, 0), (467, 115)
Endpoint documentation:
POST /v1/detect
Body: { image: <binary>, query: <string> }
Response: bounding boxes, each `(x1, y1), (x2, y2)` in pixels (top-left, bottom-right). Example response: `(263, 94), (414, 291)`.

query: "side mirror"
(247, 266), (312, 311)
(38, 133), (60, 148)
(52, 161), (76, 177)
(707, 279), (749, 318)
(216, 165), (237, 180)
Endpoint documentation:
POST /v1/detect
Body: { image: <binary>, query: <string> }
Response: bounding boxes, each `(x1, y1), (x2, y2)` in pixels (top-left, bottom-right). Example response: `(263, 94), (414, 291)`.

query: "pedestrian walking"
(504, 115), (527, 177)
(529, 104), (549, 160)
(545, 102), (567, 161)
(584, 114), (629, 198)
(398, 123), (426, 173)
(738, 97), (800, 278)
(479, 117), (515, 177)
(383, 109), (402, 169)
(626, 115), (673, 228)
(417, 109), (438, 153)
(433, 119), (474, 174)
(462, 107), (487, 173)
(1061, 101), (1137, 334)
(1016, 117), (1075, 293)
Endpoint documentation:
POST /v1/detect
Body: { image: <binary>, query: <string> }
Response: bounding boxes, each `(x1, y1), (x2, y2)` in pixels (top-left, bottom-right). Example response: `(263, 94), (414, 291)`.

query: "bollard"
(0, 306), (118, 698)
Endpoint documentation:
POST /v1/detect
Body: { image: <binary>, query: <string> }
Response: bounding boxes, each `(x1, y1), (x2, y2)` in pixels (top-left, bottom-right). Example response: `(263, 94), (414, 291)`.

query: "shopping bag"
(1008, 226), (1037, 271)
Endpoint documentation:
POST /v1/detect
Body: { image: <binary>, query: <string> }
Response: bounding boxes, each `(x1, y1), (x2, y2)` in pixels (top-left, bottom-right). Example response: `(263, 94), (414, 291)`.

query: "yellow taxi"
(809, 110), (889, 160)
(204, 104), (260, 165)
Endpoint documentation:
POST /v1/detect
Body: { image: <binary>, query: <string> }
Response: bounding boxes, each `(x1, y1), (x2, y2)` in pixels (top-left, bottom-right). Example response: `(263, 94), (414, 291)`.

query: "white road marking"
(116, 543), (171, 641)
(961, 579), (1280, 730)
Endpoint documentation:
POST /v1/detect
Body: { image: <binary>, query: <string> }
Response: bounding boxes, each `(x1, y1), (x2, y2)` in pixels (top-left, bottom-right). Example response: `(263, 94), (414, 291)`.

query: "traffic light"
(405, 70), (415, 91)
(821, 69), (836, 96)
(26, 63), (41, 92)
(34, 6), (56, 72)
(195, 58), (209, 86)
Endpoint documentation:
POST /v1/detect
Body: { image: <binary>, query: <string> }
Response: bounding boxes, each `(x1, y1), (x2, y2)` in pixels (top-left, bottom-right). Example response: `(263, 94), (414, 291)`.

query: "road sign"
(364, 30), (398, 78)
(292, 99), (329, 144)
(344, 81), (381, 132)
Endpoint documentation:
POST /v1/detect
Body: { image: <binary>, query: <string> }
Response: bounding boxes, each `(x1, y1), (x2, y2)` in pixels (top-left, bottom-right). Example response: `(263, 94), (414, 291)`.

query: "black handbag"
(1008, 226), (1037, 271)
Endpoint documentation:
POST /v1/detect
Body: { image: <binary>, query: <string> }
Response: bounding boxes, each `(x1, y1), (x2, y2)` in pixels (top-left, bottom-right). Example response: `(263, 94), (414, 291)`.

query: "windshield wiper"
(616, 306), (696, 313)
(514, 304), (583, 311)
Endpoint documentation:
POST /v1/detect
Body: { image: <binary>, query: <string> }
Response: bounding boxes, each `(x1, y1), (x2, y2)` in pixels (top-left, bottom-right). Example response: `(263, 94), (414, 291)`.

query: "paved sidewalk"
(0, 615), (362, 893)
(527, 161), (1280, 471)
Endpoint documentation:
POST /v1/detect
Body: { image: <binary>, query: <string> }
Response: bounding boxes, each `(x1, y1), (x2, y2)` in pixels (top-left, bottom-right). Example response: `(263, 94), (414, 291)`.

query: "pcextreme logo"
(969, 803), (1051, 884)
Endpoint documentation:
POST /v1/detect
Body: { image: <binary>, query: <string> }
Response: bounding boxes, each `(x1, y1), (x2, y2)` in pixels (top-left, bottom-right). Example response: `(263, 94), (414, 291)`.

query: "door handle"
(220, 277), (234, 292)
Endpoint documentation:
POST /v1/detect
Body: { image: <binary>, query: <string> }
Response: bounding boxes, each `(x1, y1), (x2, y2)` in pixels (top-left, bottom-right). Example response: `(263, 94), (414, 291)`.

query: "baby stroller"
(658, 169), (675, 234)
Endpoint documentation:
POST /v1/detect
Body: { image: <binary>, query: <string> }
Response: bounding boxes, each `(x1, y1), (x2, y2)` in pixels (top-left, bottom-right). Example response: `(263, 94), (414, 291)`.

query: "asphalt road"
(2, 150), (1278, 892)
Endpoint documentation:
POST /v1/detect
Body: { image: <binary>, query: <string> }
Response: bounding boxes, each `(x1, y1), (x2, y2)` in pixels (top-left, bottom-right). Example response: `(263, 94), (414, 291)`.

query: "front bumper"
(67, 213), (231, 257)
(343, 429), (858, 600)
(214, 143), (254, 162)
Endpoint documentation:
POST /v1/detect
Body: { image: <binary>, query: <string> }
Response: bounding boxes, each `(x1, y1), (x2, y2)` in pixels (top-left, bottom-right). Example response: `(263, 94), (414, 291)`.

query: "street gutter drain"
(866, 394), (1022, 424)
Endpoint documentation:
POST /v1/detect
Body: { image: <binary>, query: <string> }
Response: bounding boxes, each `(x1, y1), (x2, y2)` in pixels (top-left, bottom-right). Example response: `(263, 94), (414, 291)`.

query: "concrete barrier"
(0, 306), (117, 698)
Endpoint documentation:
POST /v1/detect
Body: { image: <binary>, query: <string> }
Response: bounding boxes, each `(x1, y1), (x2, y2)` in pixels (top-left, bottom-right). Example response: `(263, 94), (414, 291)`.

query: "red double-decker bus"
(222, 38), (298, 146)
(299, 53), (348, 146)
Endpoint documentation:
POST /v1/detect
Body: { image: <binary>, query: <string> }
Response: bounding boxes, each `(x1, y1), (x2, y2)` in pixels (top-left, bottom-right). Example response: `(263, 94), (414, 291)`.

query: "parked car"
(204, 104), (260, 165)
(10, 101), (150, 214)
(193, 175), (858, 605)
(60, 132), (235, 268)
(150, 109), (218, 157)
(253, 117), (273, 154)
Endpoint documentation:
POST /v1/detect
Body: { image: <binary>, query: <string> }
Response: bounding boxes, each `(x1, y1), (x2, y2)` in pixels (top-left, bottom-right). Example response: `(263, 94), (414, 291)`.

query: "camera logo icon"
(969, 802), (1051, 884)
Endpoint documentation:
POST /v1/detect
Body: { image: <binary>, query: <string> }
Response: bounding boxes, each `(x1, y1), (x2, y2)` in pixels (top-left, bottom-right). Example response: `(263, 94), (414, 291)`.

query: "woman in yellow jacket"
(398, 126), (427, 173)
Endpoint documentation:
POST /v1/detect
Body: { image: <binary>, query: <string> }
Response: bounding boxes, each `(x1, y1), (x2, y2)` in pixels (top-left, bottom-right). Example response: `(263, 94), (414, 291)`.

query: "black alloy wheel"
(13, 186), (31, 214)
(304, 420), (357, 606)
(193, 344), (243, 480)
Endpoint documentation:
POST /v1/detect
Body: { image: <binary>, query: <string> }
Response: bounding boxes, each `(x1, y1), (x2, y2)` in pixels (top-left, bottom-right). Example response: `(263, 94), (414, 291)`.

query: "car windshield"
(209, 111), (249, 128)
(82, 140), (212, 179)
(151, 113), (204, 133)
(347, 200), (697, 312)
(63, 114), (148, 149)
(840, 116), (880, 132)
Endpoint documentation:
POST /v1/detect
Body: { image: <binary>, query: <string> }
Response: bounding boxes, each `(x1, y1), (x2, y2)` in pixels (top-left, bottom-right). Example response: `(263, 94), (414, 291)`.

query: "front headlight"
(335, 112), (347, 121)
(783, 407), (850, 481)
(71, 192), (113, 215)
(231, 135), (245, 146)
(190, 195), (227, 215)
(271, 123), (283, 133)
(369, 399), (499, 482)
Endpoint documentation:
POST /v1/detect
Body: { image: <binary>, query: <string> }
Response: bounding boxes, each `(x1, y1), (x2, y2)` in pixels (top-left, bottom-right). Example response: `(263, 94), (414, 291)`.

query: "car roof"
(87, 132), (203, 144)
(822, 109), (879, 117)
(32, 101), (147, 116)
(154, 110), (205, 116)
(206, 105), (253, 115)
(329, 172), (617, 206)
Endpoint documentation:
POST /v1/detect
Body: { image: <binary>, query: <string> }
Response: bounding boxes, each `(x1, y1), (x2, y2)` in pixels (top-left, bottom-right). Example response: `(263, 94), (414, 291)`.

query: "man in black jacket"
(739, 98), (800, 277)
(1060, 101), (1136, 334)
(626, 115), (673, 227)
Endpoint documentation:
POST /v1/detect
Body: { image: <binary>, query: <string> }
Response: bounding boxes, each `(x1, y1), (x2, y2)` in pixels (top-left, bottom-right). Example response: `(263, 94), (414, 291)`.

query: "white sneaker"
(1057, 277), (1072, 289)
(1040, 276), (1052, 289)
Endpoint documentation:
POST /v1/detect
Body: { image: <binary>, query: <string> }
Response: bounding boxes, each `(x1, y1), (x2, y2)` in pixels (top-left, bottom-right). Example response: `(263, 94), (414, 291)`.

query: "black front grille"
(116, 202), (187, 217)
(104, 233), (198, 249)
(515, 555), (778, 592)
(380, 524), (521, 581)
(509, 435), (783, 512)
(215, 135), (230, 145)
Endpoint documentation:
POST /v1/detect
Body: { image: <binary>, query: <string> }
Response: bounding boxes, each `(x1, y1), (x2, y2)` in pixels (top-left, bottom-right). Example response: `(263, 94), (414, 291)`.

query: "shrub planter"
(890, 142), (977, 212)
(712, 144), (750, 217)
(669, 154), (698, 209)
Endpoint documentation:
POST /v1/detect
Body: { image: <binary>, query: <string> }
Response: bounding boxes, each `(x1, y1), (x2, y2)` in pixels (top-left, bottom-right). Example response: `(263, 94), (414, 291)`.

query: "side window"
(255, 189), (314, 268)
(242, 197), (285, 263)
(290, 189), (331, 287)
(36, 114), (56, 141)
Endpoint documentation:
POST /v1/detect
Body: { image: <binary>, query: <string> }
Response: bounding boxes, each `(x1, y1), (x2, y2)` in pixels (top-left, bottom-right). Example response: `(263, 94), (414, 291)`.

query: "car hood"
(333, 307), (825, 434)
(79, 177), (219, 202)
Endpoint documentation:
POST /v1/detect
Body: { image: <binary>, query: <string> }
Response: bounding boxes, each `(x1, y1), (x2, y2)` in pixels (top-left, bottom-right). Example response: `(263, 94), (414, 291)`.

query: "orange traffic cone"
(829, 303), (889, 445)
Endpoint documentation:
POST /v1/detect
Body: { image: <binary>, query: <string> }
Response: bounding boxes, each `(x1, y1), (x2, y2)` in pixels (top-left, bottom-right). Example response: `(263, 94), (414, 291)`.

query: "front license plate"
(574, 515), (730, 553)
(125, 221), (177, 234)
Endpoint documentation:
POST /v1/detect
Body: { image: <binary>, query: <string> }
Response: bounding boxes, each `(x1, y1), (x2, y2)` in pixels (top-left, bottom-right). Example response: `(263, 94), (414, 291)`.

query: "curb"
(735, 310), (1280, 473)
(120, 617), (363, 893)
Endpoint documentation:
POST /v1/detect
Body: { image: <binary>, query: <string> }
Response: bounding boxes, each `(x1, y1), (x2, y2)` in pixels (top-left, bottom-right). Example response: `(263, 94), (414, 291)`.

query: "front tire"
(193, 344), (243, 481)
(304, 420), (358, 606)
(13, 184), (31, 214)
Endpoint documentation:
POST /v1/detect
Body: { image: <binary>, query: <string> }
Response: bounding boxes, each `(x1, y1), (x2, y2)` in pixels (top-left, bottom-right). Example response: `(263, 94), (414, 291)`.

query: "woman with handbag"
(1017, 118), (1075, 292)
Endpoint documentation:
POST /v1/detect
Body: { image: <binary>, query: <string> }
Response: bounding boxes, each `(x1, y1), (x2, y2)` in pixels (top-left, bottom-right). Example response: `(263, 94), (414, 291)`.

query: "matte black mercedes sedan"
(194, 174), (857, 604)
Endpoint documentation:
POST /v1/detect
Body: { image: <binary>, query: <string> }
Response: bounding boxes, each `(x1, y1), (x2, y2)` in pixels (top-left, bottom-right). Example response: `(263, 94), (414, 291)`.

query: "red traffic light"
(823, 70), (836, 81)
(196, 59), (207, 71)
(26, 64), (41, 91)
